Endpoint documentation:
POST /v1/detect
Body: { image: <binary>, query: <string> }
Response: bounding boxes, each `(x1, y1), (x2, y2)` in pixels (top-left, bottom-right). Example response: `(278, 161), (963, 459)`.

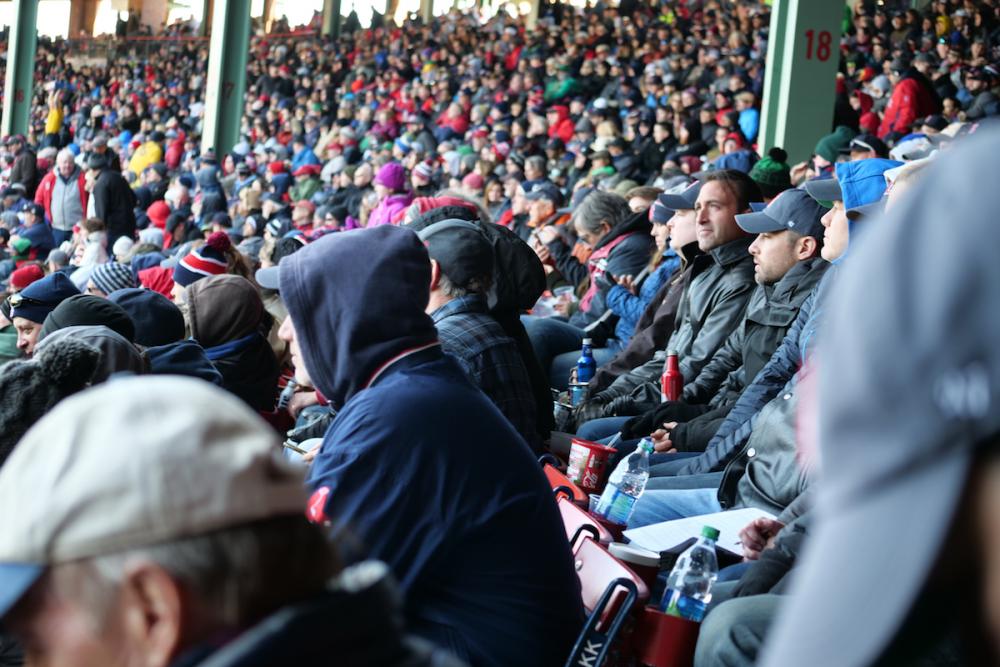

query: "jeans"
(576, 416), (630, 442)
(694, 593), (781, 667)
(627, 486), (722, 528)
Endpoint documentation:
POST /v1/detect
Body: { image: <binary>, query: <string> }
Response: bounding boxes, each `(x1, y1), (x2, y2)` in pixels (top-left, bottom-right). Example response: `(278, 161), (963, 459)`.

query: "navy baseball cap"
(525, 182), (565, 208)
(735, 188), (828, 239)
(657, 180), (702, 211)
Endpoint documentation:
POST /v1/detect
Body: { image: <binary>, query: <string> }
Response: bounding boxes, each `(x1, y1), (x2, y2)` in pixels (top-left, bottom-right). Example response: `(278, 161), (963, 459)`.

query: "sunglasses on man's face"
(7, 292), (47, 309)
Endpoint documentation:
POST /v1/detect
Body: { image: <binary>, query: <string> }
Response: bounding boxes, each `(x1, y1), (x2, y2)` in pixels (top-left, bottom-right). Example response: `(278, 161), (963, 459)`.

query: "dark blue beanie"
(10, 273), (80, 324)
(107, 287), (186, 347)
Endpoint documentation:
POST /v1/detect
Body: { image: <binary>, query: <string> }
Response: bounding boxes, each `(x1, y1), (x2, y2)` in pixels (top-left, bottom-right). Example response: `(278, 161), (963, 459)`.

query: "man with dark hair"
(576, 170), (760, 424)
(87, 152), (137, 249)
(421, 219), (541, 452)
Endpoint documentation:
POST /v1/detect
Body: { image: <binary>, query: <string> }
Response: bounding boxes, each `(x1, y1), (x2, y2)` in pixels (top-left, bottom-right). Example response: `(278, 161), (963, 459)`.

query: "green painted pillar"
(420, 0), (433, 23)
(322, 0), (342, 38)
(201, 0), (250, 157)
(758, 0), (843, 163)
(2, 0), (38, 138)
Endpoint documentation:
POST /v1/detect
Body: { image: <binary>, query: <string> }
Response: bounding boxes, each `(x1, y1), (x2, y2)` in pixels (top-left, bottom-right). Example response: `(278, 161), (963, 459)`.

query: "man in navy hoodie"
(261, 226), (583, 666)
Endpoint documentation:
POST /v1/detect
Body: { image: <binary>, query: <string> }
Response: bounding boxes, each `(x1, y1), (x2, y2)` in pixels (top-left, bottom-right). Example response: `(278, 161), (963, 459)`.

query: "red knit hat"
(9, 264), (44, 291)
(268, 161), (286, 174)
(147, 200), (171, 230)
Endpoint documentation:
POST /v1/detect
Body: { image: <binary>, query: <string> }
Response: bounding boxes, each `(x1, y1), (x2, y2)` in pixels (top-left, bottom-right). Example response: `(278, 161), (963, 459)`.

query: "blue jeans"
(627, 487), (723, 528)
(576, 416), (630, 442)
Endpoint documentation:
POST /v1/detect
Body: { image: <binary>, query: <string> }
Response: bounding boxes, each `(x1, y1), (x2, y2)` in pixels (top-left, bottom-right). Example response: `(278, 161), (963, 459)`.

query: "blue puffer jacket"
(605, 251), (680, 344)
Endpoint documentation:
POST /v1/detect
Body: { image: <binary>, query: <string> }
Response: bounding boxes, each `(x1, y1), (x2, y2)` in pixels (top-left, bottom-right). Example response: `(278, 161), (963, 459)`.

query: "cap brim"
(255, 266), (281, 290)
(0, 563), (43, 618)
(657, 193), (695, 211)
(734, 210), (784, 234)
(760, 452), (970, 667)
(804, 177), (842, 203)
(846, 199), (886, 221)
(749, 202), (767, 213)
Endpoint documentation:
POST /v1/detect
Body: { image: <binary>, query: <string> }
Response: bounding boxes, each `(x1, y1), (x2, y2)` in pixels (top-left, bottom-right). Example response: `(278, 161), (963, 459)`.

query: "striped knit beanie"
(90, 262), (137, 296)
(173, 232), (231, 288)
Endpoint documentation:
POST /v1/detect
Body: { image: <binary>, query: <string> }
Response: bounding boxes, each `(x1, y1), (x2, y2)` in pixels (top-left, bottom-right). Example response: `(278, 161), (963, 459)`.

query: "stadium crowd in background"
(0, 0), (998, 665)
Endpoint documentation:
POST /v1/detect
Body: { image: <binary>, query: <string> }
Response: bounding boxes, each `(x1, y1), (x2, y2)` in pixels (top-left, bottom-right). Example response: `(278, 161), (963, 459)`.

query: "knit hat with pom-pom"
(0, 337), (100, 467)
(173, 232), (231, 288)
(749, 147), (792, 199)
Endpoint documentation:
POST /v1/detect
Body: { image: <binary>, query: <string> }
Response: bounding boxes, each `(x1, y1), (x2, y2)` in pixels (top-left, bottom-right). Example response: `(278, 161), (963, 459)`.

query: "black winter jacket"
(593, 235), (756, 414)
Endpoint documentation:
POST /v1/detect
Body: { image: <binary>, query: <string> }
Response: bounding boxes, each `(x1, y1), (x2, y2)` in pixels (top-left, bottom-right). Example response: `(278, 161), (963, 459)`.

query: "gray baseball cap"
(657, 180), (702, 211)
(734, 188), (828, 238)
(0, 376), (308, 619)
(761, 130), (999, 666)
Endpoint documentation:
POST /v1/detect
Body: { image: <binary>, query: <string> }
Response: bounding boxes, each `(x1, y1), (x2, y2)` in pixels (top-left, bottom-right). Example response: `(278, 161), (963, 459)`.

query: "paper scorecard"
(623, 507), (777, 556)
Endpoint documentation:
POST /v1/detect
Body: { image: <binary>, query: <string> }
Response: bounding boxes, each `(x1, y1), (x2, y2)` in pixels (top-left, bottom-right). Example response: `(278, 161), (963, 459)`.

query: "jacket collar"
(769, 257), (830, 304)
(430, 293), (488, 324)
(707, 235), (754, 268)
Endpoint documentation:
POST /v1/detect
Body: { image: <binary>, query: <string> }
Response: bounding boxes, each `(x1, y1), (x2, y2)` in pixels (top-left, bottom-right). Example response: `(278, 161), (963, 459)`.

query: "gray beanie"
(0, 338), (100, 467)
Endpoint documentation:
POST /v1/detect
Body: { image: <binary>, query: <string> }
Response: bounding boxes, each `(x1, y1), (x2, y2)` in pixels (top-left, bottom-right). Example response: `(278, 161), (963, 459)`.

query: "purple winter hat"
(374, 162), (406, 191)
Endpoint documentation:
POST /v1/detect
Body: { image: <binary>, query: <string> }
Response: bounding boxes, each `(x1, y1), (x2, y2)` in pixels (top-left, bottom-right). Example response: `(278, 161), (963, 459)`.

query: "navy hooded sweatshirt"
(280, 226), (583, 667)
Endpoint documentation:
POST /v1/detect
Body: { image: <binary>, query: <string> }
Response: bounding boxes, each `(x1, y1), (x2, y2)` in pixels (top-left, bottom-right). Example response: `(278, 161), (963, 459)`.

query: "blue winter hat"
(836, 158), (902, 211)
(108, 288), (186, 347)
(9, 273), (80, 324)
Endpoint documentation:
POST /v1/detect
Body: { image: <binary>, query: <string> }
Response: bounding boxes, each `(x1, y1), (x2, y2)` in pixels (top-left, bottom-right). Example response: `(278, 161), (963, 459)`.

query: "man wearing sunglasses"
(8, 272), (79, 356)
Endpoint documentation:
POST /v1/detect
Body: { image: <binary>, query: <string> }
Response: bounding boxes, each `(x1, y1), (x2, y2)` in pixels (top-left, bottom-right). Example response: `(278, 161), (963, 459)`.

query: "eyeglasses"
(8, 293), (49, 309)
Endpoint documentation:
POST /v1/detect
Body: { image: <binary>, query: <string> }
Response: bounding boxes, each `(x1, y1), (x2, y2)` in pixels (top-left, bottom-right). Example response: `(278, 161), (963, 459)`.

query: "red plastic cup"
(566, 437), (617, 494)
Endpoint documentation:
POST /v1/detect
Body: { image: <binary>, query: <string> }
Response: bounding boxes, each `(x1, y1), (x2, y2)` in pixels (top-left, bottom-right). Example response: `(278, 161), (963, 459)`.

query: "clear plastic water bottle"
(660, 525), (720, 622)
(594, 438), (653, 525)
(572, 338), (597, 405)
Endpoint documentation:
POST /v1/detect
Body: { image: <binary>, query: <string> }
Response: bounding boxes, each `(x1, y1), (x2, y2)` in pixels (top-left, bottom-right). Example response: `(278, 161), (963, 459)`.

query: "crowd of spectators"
(0, 0), (998, 665)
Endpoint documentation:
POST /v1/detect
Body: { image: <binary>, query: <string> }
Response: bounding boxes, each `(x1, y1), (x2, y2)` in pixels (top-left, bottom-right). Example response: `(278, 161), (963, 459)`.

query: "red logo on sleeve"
(306, 486), (331, 524)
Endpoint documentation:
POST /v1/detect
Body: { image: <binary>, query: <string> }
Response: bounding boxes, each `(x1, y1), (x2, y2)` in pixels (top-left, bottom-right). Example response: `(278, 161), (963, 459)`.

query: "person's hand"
(616, 274), (637, 294)
(302, 440), (322, 464)
(789, 160), (811, 185)
(287, 390), (319, 418)
(534, 242), (551, 263)
(649, 421), (678, 452)
(554, 298), (572, 316)
(739, 517), (785, 561)
(537, 225), (560, 245)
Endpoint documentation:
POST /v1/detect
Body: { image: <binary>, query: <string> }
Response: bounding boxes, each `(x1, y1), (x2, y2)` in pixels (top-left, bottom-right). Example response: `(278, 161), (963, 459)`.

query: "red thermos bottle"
(661, 352), (683, 402)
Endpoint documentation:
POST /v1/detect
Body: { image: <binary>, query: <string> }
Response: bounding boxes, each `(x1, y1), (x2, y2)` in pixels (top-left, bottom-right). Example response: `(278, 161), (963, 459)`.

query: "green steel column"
(322, 0), (342, 38)
(201, 0), (251, 157)
(758, 0), (843, 163)
(1, 0), (38, 138)
(420, 0), (433, 24)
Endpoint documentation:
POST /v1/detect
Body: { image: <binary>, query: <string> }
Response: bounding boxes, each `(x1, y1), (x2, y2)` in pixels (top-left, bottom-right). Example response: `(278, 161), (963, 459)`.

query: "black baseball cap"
(735, 188), (827, 238)
(845, 133), (889, 158)
(417, 219), (495, 289)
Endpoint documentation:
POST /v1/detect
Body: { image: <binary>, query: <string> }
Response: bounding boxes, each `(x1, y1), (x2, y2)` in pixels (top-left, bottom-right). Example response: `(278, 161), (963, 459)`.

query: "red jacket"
(878, 76), (939, 139)
(34, 168), (88, 228)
